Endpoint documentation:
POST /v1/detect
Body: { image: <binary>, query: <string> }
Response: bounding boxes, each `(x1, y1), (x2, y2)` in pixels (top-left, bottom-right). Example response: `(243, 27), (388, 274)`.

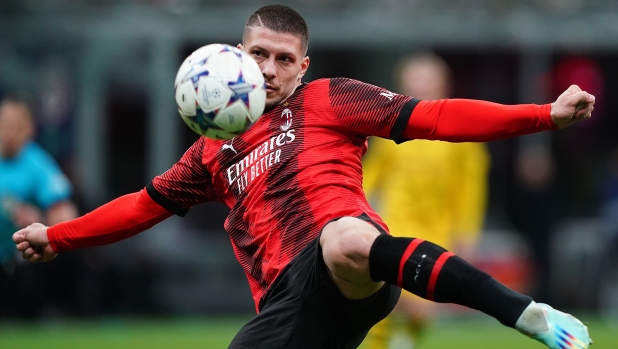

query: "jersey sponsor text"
(226, 130), (296, 195)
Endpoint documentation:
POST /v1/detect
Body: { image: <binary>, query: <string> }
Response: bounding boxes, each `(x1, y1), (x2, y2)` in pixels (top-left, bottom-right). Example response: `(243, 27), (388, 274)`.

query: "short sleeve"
(328, 78), (418, 141)
(150, 137), (217, 216)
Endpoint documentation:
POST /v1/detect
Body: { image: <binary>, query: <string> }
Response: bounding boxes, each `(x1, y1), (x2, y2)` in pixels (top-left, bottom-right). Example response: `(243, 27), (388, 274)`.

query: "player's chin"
(264, 96), (282, 112)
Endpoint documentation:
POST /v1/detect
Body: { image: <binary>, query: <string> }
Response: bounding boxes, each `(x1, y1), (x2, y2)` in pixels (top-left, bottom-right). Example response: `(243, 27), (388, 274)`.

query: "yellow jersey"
(362, 137), (490, 249)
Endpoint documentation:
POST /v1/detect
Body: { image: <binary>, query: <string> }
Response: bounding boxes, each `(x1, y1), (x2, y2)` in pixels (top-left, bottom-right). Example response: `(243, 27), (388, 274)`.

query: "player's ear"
(237, 43), (244, 51)
(298, 56), (310, 79)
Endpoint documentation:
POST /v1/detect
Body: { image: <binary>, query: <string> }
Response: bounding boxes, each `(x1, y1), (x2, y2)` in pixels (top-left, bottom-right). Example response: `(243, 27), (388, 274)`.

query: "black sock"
(368, 234), (532, 327)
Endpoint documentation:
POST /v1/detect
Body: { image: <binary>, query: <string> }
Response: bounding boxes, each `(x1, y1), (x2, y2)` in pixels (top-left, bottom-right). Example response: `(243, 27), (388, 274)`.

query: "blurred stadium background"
(1, 0), (618, 348)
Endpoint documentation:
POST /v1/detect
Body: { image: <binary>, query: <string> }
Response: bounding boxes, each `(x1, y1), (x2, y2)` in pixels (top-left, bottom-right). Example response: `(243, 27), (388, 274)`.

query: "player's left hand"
(12, 223), (57, 263)
(551, 84), (595, 129)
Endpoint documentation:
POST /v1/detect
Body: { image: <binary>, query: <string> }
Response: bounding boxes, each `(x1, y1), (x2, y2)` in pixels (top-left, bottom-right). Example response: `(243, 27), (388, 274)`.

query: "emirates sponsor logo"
(225, 129), (296, 195)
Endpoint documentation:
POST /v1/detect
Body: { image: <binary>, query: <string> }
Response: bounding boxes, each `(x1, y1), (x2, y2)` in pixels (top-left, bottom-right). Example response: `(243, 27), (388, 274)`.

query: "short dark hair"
(244, 5), (309, 55)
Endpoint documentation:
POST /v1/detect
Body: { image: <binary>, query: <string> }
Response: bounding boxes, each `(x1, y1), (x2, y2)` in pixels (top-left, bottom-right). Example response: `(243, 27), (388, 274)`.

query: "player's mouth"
(265, 83), (276, 93)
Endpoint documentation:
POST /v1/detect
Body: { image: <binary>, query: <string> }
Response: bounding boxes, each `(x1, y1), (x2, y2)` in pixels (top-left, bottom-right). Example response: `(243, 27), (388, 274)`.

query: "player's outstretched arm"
(13, 223), (56, 262)
(400, 84), (595, 143)
(12, 188), (173, 262)
(551, 84), (595, 129)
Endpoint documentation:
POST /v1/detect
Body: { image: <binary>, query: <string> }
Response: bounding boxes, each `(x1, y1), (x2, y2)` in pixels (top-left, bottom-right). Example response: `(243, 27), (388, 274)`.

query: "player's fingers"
(566, 84), (583, 94)
(568, 91), (593, 110)
(575, 103), (594, 120)
(21, 247), (36, 259)
(29, 253), (42, 263)
(578, 104), (594, 119)
(588, 93), (596, 103)
(578, 93), (595, 108)
(15, 241), (31, 252)
(570, 90), (591, 103)
(12, 230), (25, 243)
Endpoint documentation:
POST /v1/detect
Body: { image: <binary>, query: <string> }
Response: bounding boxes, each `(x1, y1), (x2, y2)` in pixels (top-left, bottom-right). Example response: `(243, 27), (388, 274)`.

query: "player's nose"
(260, 57), (276, 80)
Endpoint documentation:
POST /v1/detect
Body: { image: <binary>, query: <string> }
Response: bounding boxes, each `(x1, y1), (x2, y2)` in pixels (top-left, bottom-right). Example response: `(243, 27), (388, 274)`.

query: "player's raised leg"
(320, 217), (385, 300)
(319, 216), (592, 349)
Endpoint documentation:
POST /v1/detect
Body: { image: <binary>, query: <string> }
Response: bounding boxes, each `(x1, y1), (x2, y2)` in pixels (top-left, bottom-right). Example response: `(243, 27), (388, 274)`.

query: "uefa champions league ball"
(174, 44), (266, 140)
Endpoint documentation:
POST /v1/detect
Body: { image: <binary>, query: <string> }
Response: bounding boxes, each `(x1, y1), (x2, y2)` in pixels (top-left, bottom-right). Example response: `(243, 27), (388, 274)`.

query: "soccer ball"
(174, 44), (266, 140)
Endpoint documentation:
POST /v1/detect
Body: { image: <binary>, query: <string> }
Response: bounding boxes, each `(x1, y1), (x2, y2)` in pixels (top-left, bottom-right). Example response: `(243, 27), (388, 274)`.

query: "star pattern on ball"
(227, 72), (254, 107)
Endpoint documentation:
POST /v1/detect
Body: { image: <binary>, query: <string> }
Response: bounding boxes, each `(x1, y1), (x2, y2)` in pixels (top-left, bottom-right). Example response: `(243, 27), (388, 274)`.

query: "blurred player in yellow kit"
(361, 52), (490, 349)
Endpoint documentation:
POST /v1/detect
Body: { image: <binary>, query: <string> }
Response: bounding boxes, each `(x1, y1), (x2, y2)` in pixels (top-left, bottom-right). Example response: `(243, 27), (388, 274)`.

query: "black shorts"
(228, 215), (401, 349)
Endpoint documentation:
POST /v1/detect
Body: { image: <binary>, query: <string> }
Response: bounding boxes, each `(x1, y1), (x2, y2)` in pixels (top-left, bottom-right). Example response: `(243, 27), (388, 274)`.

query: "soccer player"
(13, 5), (593, 349)
(361, 52), (490, 349)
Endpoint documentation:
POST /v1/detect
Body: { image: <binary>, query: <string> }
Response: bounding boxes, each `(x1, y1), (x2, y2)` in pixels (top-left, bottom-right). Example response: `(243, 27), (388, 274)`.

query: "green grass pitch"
(0, 314), (616, 348)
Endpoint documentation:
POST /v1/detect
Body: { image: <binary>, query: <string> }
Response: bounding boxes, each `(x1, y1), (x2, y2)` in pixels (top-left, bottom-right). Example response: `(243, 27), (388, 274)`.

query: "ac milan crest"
(280, 108), (293, 131)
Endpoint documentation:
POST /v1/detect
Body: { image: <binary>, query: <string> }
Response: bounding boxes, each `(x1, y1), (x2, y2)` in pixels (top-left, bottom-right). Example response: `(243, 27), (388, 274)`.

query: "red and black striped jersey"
(150, 78), (415, 310)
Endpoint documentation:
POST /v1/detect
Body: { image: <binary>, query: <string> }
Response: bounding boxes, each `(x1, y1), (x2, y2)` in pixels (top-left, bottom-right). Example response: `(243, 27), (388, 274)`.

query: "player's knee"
(338, 222), (373, 263)
(321, 217), (379, 274)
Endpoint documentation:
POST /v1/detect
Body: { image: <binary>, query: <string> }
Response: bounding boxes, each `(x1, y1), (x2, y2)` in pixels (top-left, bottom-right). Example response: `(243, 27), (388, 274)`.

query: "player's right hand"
(12, 223), (57, 262)
(550, 84), (595, 129)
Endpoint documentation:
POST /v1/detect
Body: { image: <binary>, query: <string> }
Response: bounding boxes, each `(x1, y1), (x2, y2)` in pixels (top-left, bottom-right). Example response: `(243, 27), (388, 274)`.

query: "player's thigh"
(229, 284), (400, 349)
(228, 235), (400, 349)
(320, 215), (384, 300)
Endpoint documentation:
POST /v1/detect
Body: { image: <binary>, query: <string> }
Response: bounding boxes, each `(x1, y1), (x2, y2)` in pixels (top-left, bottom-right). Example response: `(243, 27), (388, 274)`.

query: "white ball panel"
(247, 88), (266, 122)
(191, 43), (225, 61)
(240, 55), (264, 86)
(196, 77), (231, 113)
(174, 61), (193, 88)
(175, 80), (197, 116)
(182, 64), (211, 87)
(206, 51), (241, 82)
(174, 43), (224, 86)
(214, 100), (249, 133)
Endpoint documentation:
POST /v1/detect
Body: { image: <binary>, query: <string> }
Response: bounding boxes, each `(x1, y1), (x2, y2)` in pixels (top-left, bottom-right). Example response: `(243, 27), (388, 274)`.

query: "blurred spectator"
(0, 93), (78, 317)
(507, 143), (559, 303)
(361, 52), (490, 349)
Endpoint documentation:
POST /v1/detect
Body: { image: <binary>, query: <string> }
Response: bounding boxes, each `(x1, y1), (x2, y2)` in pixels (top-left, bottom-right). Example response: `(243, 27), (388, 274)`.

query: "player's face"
(0, 102), (33, 158)
(240, 27), (309, 110)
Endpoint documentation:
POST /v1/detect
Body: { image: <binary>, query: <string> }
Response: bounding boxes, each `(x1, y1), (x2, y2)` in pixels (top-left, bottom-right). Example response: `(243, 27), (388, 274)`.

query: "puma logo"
(221, 143), (238, 154)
